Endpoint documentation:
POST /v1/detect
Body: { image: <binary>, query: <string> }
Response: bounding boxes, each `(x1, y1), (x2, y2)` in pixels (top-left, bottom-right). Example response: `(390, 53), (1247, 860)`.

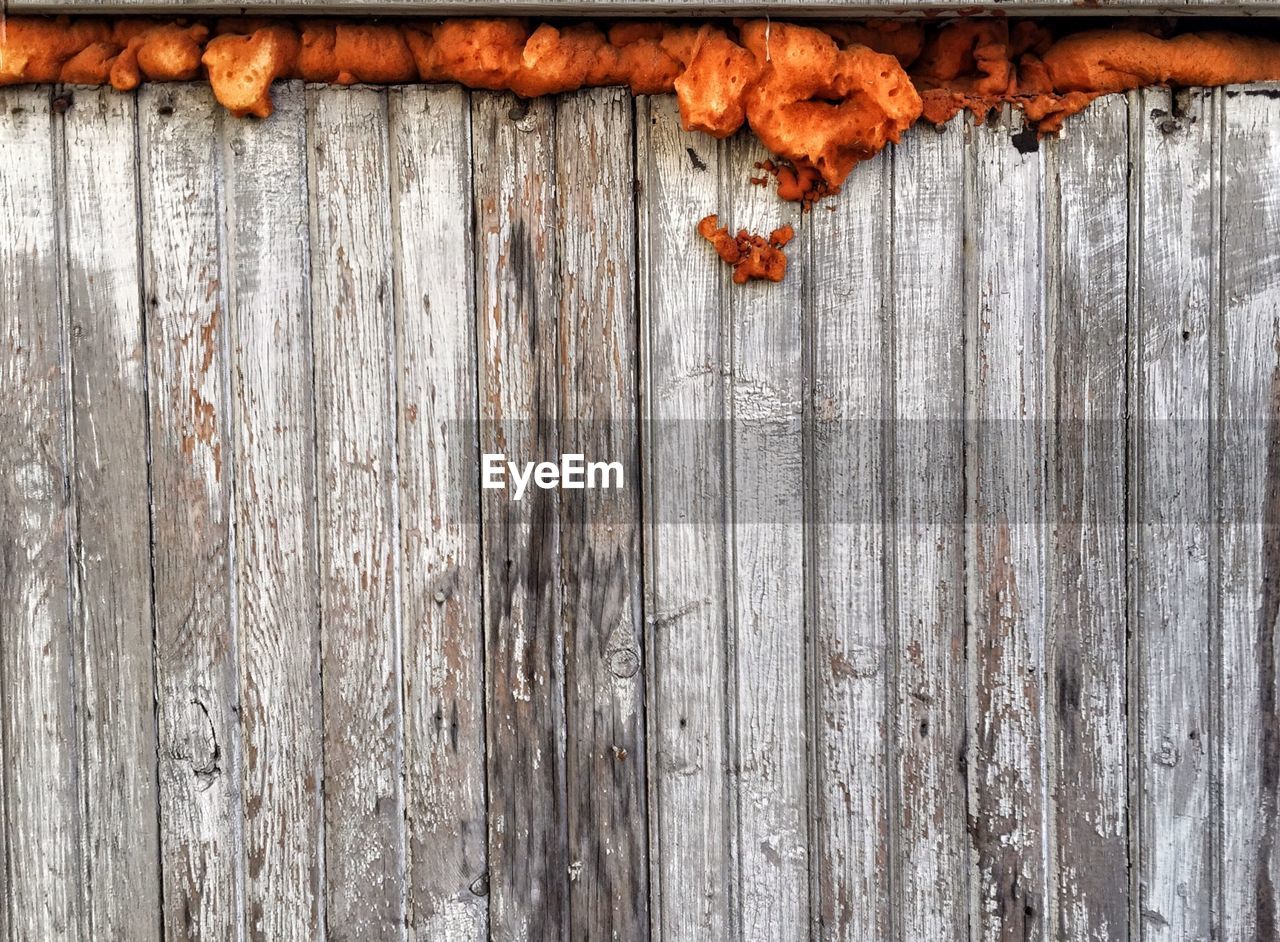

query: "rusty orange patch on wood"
(6, 15), (1280, 188)
(6, 14), (1280, 286)
(697, 214), (794, 285)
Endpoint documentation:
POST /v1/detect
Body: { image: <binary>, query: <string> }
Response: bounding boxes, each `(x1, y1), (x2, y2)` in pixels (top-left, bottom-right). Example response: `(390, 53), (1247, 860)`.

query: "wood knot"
(606, 647), (640, 678)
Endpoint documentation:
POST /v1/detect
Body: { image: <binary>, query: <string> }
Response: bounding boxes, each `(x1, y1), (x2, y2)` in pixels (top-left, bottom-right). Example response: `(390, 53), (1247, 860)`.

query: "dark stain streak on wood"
(477, 93), (570, 940)
(1054, 651), (1081, 733)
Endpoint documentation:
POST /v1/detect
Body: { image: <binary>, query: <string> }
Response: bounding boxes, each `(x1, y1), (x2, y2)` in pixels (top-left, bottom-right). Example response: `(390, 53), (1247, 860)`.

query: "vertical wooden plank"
(224, 81), (324, 941)
(637, 93), (732, 941)
(0, 634), (5, 942)
(60, 84), (163, 942)
(1131, 86), (1216, 942)
(888, 117), (969, 942)
(472, 91), (567, 939)
(724, 133), (810, 942)
(307, 84), (405, 941)
(389, 84), (488, 941)
(1049, 95), (1131, 941)
(556, 88), (649, 940)
(809, 150), (890, 940)
(966, 109), (1050, 942)
(1218, 84), (1280, 942)
(138, 83), (242, 942)
(0, 85), (83, 942)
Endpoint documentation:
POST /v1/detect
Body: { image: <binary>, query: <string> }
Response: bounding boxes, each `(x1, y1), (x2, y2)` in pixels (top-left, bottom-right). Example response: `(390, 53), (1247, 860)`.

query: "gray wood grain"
(472, 91), (569, 940)
(138, 82), (244, 942)
(224, 80), (324, 941)
(555, 87), (650, 942)
(6, 77), (1280, 942)
(1048, 94), (1131, 941)
(888, 114), (969, 942)
(966, 107), (1050, 942)
(1218, 83), (1280, 942)
(0, 84), (84, 942)
(725, 131), (811, 942)
(638, 93), (733, 942)
(388, 84), (489, 942)
(808, 143), (890, 941)
(59, 83), (163, 942)
(1131, 86), (1216, 942)
(307, 84), (406, 941)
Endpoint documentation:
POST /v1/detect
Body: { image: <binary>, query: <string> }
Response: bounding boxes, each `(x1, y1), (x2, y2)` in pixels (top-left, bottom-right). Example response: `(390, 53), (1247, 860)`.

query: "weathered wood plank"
(472, 91), (568, 939)
(808, 146), (889, 941)
(388, 83), (488, 942)
(59, 83), (163, 942)
(224, 80), (324, 941)
(138, 83), (243, 942)
(888, 115), (969, 942)
(723, 131), (810, 942)
(0, 84), (83, 942)
(966, 108), (1050, 942)
(637, 93), (733, 941)
(1048, 95), (1130, 941)
(1131, 86), (1216, 942)
(555, 87), (650, 941)
(307, 84), (406, 940)
(1218, 83), (1280, 942)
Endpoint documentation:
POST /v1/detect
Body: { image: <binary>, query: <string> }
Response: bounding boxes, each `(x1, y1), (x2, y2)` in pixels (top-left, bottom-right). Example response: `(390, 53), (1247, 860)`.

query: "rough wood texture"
(808, 142), (889, 941)
(59, 84), (163, 942)
(556, 87), (650, 941)
(966, 108), (1050, 942)
(0, 85), (83, 942)
(1218, 83), (1280, 942)
(888, 114), (969, 942)
(472, 91), (569, 940)
(388, 84), (489, 942)
(138, 83), (243, 942)
(1131, 86), (1216, 942)
(724, 134), (811, 942)
(638, 93), (734, 942)
(7, 81), (1280, 942)
(1048, 94), (1130, 941)
(308, 85), (406, 941)
(224, 81), (324, 941)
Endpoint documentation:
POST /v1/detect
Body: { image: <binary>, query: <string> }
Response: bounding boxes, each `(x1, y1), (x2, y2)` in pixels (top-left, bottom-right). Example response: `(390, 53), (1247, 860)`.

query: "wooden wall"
(1, 80), (1278, 941)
